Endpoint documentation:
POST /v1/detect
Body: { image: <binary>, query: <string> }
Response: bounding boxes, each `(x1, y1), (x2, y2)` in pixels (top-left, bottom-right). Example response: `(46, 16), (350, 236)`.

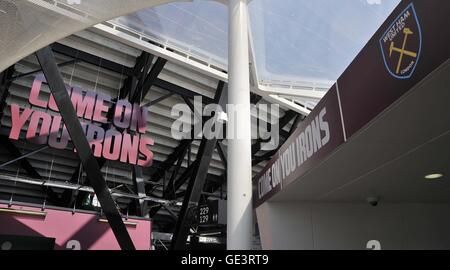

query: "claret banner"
(252, 0), (450, 207)
(253, 87), (345, 207)
(7, 75), (154, 167)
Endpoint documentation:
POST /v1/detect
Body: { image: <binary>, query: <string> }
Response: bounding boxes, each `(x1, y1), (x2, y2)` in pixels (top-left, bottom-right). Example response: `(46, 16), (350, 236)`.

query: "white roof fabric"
(0, 0), (177, 73)
(111, 0), (400, 84)
(249, 0), (401, 83)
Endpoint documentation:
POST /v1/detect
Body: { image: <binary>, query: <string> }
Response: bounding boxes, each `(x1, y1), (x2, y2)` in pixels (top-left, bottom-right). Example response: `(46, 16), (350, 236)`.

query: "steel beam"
(288, 114), (302, 137)
(148, 139), (193, 185)
(120, 76), (138, 100)
(0, 67), (62, 204)
(0, 67), (43, 179)
(164, 145), (189, 199)
(148, 82), (225, 216)
(170, 82), (227, 250)
(216, 142), (227, 171)
(144, 93), (174, 107)
(250, 92), (262, 104)
(154, 78), (214, 104)
(126, 53), (161, 217)
(129, 52), (154, 102)
(0, 173), (172, 205)
(173, 160), (197, 192)
(134, 52), (154, 77)
(35, 47), (135, 250)
(51, 43), (134, 76)
(0, 136), (42, 179)
(0, 144), (48, 171)
(10, 59), (78, 81)
(126, 53), (156, 217)
(132, 166), (148, 217)
(64, 95), (112, 206)
(52, 43), (213, 104)
(258, 84), (326, 100)
(135, 57), (167, 102)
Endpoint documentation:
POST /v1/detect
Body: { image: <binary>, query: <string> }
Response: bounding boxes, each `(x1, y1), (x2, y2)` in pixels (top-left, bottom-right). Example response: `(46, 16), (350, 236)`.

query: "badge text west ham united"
(380, 3), (422, 79)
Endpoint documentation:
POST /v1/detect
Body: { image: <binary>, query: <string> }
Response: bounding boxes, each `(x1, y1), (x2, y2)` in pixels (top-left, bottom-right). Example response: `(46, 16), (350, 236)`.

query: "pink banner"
(8, 75), (155, 167)
(0, 203), (151, 250)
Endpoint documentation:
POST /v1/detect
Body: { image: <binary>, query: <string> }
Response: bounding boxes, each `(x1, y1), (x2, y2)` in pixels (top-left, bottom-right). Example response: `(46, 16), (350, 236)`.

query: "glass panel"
(111, 1), (228, 69)
(249, 0), (401, 84)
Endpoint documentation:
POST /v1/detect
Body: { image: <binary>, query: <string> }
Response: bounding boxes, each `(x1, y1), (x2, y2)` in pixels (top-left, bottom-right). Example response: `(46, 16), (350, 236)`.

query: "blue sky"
(249, 0), (400, 81)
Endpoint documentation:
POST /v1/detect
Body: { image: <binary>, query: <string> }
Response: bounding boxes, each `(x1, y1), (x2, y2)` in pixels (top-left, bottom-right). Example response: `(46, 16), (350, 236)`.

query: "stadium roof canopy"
(1, 0), (399, 113)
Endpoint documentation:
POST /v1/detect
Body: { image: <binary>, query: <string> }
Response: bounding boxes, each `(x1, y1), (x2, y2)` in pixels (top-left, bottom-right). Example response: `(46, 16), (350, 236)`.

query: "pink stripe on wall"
(0, 203), (151, 250)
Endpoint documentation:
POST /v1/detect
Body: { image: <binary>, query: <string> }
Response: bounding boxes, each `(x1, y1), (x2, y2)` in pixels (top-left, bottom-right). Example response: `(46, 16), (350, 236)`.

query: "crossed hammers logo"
(389, 27), (418, 74)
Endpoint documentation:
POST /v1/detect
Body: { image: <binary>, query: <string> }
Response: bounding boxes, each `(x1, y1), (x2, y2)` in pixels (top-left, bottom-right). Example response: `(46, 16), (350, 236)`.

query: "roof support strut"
(35, 47), (135, 250)
(170, 81), (227, 250)
(132, 166), (148, 217)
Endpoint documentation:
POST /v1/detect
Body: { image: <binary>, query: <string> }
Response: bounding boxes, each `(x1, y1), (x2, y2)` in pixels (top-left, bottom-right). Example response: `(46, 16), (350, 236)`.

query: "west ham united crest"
(380, 3), (422, 79)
